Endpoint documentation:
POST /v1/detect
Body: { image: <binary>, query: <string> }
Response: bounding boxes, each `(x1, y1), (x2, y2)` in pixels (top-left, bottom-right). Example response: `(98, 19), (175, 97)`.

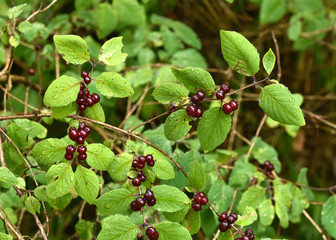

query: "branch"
(0, 211), (24, 240)
(25, 0), (58, 22)
(303, 210), (327, 240)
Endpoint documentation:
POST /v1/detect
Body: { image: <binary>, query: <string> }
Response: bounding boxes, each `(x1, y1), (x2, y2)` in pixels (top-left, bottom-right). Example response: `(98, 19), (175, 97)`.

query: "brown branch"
(0, 47), (11, 77)
(246, 114), (267, 158)
(0, 74), (42, 91)
(303, 210), (327, 240)
(33, 214), (47, 240)
(25, 0), (58, 22)
(0, 211), (24, 240)
(130, 111), (170, 133)
(271, 31), (282, 82)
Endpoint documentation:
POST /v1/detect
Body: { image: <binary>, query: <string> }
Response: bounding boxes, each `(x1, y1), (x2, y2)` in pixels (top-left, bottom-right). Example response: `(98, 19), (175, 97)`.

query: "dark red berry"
(84, 126), (91, 134)
(249, 234), (255, 240)
(242, 236), (249, 240)
(79, 129), (88, 139)
(192, 203), (202, 211)
(66, 145), (76, 154)
(144, 190), (155, 201)
(34, 44), (43, 51)
(201, 197), (208, 205)
(265, 171), (271, 177)
(91, 93), (100, 103)
(76, 136), (85, 144)
(77, 145), (87, 154)
(198, 192), (205, 198)
(84, 76), (91, 85)
(81, 71), (88, 78)
(132, 177), (141, 187)
(218, 212), (228, 222)
(245, 229), (253, 236)
(186, 104), (197, 117)
(78, 153), (87, 160)
(147, 198), (156, 206)
(137, 162), (145, 169)
(216, 89), (225, 100)
(138, 172), (146, 182)
(84, 90), (90, 97)
(78, 90), (85, 98)
(130, 201), (140, 211)
(132, 160), (138, 168)
(227, 215), (235, 224)
(147, 159), (155, 167)
(80, 82), (86, 90)
(138, 156), (147, 164)
(195, 107), (203, 118)
(146, 154), (153, 162)
(135, 197), (146, 208)
(78, 122), (86, 130)
(231, 213), (237, 221)
(264, 161), (274, 171)
(85, 97), (94, 107)
(137, 233), (143, 240)
(196, 91), (205, 100)
(194, 195), (202, 204)
(65, 153), (73, 160)
(69, 127), (79, 141)
(222, 103), (232, 114)
(146, 227), (159, 240)
(28, 68), (35, 75)
(77, 98), (85, 105)
(220, 84), (230, 93)
(191, 94), (200, 104)
(229, 99), (238, 110)
(78, 104), (86, 112)
(219, 220), (229, 232)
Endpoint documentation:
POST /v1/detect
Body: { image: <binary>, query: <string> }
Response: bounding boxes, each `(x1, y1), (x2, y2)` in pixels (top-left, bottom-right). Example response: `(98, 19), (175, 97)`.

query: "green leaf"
(84, 102), (105, 122)
(262, 48), (276, 75)
(24, 196), (40, 214)
(74, 165), (99, 204)
(0, 167), (18, 188)
(163, 207), (189, 222)
(218, 230), (233, 240)
(274, 180), (293, 228)
(86, 143), (115, 171)
(153, 83), (189, 105)
(182, 210), (201, 235)
(126, 67), (153, 88)
(0, 233), (13, 240)
(95, 72), (134, 98)
(31, 138), (67, 167)
(228, 156), (256, 190)
(51, 102), (77, 119)
(98, 37), (127, 66)
(170, 21), (201, 50)
(297, 168), (314, 201)
(144, 147), (175, 180)
(164, 110), (191, 141)
(260, 0), (287, 24)
(95, 189), (134, 215)
(97, 215), (139, 240)
(17, 21), (32, 33)
(171, 49), (207, 69)
(220, 30), (260, 76)
(258, 199), (275, 226)
(53, 35), (90, 64)
(8, 4), (26, 19)
(7, 122), (29, 150)
(208, 180), (233, 213)
(46, 162), (74, 198)
(289, 186), (309, 222)
(171, 67), (215, 94)
(152, 185), (189, 212)
(288, 15), (302, 41)
(113, 0), (146, 26)
(197, 107), (232, 152)
(43, 75), (81, 107)
(237, 186), (266, 212)
(188, 160), (205, 190)
(155, 221), (192, 240)
(9, 31), (20, 48)
(14, 119), (47, 139)
(92, 3), (118, 39)
(235, 206), (258, 226)
(75, 220), (94, 240)
(259, 83), (305, 126)
(34, 186), (72, 210)
(321, 195), (336, 238)
(108, 152), (133, 182)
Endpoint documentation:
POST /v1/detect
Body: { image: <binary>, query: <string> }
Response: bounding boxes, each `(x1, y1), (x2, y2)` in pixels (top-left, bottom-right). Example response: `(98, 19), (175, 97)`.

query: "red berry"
(192, 203), (202, 211)
(77, 145), (87, 154)
(80, 82), (86, 90)
(84, 76), (91, 85)
(137, 172), (146, 182)
(194, 195), (202, 204)
(84, 90), (90, 97)
(220, 84), (230, 93)
(219, 220), (229, 232)
(137, 162), (145, 169)
(231, 213), (237, 221)
(218, 212), (228, 222)
(138, 156), (147, 164)
(227, 215), (235, 224)
(77, 98), (85, 105)
(132, 177), (141, 187)
(229, 99), (238, 110)
(78, 90), (85, 98)
(137, 233), (143, 240)
(66, 145), (76, 154)
(78, 104), (86, 112)
(65, 153), (73, 160)
(91, 93), (100, 103)
(146, 154), (153, 162)
(28, 68), (35, 75)
(216, 89), (225, 100)
(130, 201), (140, 211)
(264, 160), (274, 171)
(196, 91), (205, 100)
(195, 107), (203, 118)
(198, 192), (205, 198)
(201, 197), (208, 205)
(242, 236), (249, 240)
(69, 127), (79, 141)
(135, 197), (146, 208)
(245, 229), (253, 236)
(144, 190), (155, 201)
(34, 44), (43, 51)
(249, 234), (255, 240)
(147, 198), (156, 206)
(186, 104), (197, 117)
(76, 136), (85, 144)
(222, 103), (232, 114)
(79, 129), (88, 139)
(81, 71), (88, 78)
(265, 171), (271, 177)
(191, 94), (200, 104)
(146, 227), (159, 240)
(78, 153), (87, 160)
(84, 126), (91, 134)
(132, 160), (138, 168)
(147, 159), (155, 167)
(78, 122), (86, 130)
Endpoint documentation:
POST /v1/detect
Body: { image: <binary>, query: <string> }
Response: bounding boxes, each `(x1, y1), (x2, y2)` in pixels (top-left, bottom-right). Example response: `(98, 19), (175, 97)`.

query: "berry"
(191, 94), (200, 104)
(137, 162), (145, 169)
(219, 220), (229, 232)
(84, 126), (91, 134)
(146, 154), (153, 162)
(78, 122), (86, 130)
(81, 71), (88, 78)
(231, 213), (237, 221)
(196, 91), (205, 100)
(218, 212), (228, 222)
(34, 44), (43, 51)
(245, 229), (253, 236)
(198, 192), (205, 198)
(135, 197), (146, 208)
(84, 90), (90, 97)
(222, 103), (232, 114)
(201, 197), (208, 205)
(147, 159), (155, 167)
(220, 84), (230, 93)
(132, 160), (138, 168)
(194, 195), (202, 204)
(28, 68), (35, 75)
(138, 156), (147, 164)
(77, 98), (85, 105)
(138, 172), (146, 182)
(249, 234), (255, 240)
(132, 177), (142, 187)
(192, 203), (202, 211)
(77, 145), (87, 154)
(146, 227), (159, 240)
(216, 89), (225, 100)
(65, 153), (73, 160)
(78, 90), (85, 98)
(84, 76), (91, 85)
(130, 201), (140, 211)
(144, 190), (155, 201)
(91, 93), (100, 103)
(78, 104), (86, 112)
(86, 97), (94, 107)
(80, 82), (86, 90)
(78, 153), (87, 160)
(229, 100), (238, 110)
(66, 145), (76, 154)
(186, 104), (197, 117)
(76, 136), (85, 144)
(264, 161), (274, 171)
(195, 107), (203, 118)
(69, 127), (79, 141)
(242, 236), (249, 240)
(147, 198), (156, 206)
(137, 233), (143, 240)
(265, 171), (271, 177)
(227, 215), (235, 224)
(79, 129), (88, 139)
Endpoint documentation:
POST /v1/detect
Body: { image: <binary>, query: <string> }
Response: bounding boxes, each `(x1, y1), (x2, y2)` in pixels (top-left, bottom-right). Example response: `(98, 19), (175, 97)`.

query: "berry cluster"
(146, 227), (159, 240)
(76, 71), (100, 112)
(131, 155), (155, 187)
(65, 122), (91, 161)
(186, 91), (205, 118)
(215, 83), (239, 114)
(216, 83), (230, 100)
(263, 160), (274, 177)
(130, 190), (156, 211)
(222, 100), (238, 114)
(218, 211), (238, 232)
(235, 229), (255, 240)
(192, 192), (208, 211)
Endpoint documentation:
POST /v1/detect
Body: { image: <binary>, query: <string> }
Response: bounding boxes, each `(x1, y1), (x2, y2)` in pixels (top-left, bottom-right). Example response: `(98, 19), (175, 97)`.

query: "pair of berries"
(145, 227), (159, 240)
(192, 192), (208, 211)
(222, 99), (239, 114)
(235, 229), (255, 240)
(132, 155), (155, 169)
(218, 211), (238, 232)
(130, 190), (156, 211)
(77, 82), (100, 112)
(186, 91), (205, 119)
(132, 171), (146, 187)
(263, 160), (274, 177)
(65, 145), (87, 161)
(216, 83), (230, 100)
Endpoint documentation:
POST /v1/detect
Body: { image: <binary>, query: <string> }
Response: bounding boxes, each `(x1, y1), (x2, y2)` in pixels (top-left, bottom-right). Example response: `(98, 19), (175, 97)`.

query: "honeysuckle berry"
(34, 44), (43, 51)
(84, 126), (91, 134)
(81, 71), (88, 78)
(218, 211), (228, 222)
(223, 103), (232, 114)
(132, 160), (138, 168)
(65, 153), (73, 160)
(77, 145), (86, 154)
(200, 196), (208, 205)
(219, 220), (229, 232)
(66, 145), (76, 154)
(78, 153), (87, 160)
(195, 107), (203, 118)
(137, 233), (143, 240)
(147, 198), (156, 206)
(229, 99), (238, 110)
(186, 104), (197, 117)
(216, 89), (225, 100)
(132, 177), (141, 187)
(28, 68), (35, 75)
(91, 93), (100, 103)
(191, 94), (201, 104)
(147, 159), (155, 167)
(69, 127), (79, 141)
(80, 82), (85, 90)
(192, 203), (202, 211)
(144, 190), (155, 201)
(137, 162), (145, 169)
(76, 136), (85, 144)
(138, 156), (147, 164)
(194, 195), (202, 204)
(78, 104), (86, 112)
(220, 83), (230, 93)
(196, 91), (205, 100)
(83, 76), (91, 84)
(79, 129), (88, 139)
(146, 227), (159, 240)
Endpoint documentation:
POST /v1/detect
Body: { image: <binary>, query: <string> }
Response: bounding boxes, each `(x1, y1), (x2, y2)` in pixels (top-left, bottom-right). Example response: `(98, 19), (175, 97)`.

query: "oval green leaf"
(153, 83), (189, 105)
(95, 72), (134, 98)
(164, 109), (192, 141)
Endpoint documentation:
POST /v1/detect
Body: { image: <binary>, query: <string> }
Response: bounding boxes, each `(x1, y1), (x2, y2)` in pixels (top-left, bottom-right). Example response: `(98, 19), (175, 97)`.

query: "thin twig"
(130, 111), (170, 133)
(0, 211), (24, 240)
(33, 214), (47, 240)
(246, 114), (267, 158)
(25, 0), (58, 22)
(271, 31), (282, 82)
(302, 210), (327, 240)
